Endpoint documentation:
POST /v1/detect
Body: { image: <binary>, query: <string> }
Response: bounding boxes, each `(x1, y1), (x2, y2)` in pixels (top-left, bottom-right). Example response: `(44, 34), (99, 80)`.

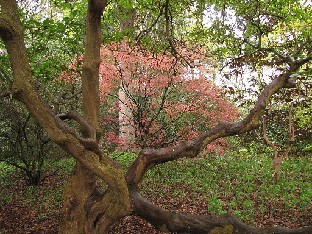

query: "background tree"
(263, 103), (295, 183)
(63, 41), (238, 151)
(0, 99), (52, 185)
(204, 0), (312, 156)
(0, 0), (86, 185)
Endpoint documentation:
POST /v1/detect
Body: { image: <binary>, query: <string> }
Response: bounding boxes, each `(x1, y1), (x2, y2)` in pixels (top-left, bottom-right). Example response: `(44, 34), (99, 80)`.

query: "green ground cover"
(0, 152), (311, 233)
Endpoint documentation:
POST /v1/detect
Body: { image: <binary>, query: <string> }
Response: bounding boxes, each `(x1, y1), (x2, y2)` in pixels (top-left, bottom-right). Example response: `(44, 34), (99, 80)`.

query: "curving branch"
(129, 188), (312, 234)
(244, 38), (298, 66)
(126, 61), (307, 187)
(57, 110), (105, 159)
(135, 3), (166, 42)
(57, 110), (96, 139)
(126, 59), (312, 233)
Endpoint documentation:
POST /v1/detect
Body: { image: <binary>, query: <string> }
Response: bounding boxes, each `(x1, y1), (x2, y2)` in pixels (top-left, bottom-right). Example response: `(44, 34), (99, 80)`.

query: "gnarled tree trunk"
(0, 1), (131, 233)
(59, 1), (130, 233)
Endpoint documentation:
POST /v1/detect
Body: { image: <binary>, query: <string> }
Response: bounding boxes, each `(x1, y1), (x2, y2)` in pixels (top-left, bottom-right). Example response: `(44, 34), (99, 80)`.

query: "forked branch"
(126, 62), (310, 233)
(126, 63), (305, 187)
(263, 103), (295, 183)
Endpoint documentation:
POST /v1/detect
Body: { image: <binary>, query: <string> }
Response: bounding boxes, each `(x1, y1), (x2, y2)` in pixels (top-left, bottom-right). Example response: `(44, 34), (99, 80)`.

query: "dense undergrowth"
(0, 152), (311, 233)
(141, 153), (312, 225)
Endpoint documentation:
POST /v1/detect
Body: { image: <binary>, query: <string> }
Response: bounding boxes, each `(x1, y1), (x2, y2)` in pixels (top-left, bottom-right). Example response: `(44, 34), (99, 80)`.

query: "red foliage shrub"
(59, 41), (239, 153)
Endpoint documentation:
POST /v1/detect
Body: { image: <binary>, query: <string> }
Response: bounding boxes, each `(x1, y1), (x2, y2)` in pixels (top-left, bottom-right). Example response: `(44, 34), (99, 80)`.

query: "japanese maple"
(61, 41), (239, 152)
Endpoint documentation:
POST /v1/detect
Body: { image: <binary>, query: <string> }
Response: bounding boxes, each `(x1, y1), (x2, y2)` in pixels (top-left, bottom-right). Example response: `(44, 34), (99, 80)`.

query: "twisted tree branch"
(130, 188), (312, 233)
(126, 59), (311, 233)
(126, 62), (306, 186)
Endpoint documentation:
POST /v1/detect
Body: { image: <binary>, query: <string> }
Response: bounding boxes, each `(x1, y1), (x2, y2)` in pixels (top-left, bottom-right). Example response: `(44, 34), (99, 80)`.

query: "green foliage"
(0, 100), (49, 185)
(0, 151), (311, 230)
(0, 163), (16, 205)
(303, 144), (312, 152)
(0, 157), (74, 205)
(142, 152), (312, 222)
(0, 162), (16, 177)
(44, 157), (76, 174)
(16, 1), (86, 83)
(295, 101), (312, 129)
(110, 151), (137, 168)
(208, 194), (227, 215)
(0, 99), (71, 185)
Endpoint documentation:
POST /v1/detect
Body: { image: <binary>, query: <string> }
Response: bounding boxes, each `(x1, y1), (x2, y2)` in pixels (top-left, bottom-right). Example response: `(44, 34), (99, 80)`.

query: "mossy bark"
(59, 1), (130, 233)
(0, 1), (131, 233)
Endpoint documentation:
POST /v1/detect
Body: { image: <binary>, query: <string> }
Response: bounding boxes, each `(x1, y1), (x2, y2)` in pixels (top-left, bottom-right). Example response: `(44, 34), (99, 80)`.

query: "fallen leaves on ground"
(0, 172), (311, 233)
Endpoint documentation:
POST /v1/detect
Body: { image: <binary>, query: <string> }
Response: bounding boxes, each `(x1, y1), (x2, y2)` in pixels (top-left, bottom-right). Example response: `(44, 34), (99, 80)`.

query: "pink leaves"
(105, 131), (125, 145)
(97, 41), (181, 104)
(97, 41), (239, 150)
(58, 40), (239, 153)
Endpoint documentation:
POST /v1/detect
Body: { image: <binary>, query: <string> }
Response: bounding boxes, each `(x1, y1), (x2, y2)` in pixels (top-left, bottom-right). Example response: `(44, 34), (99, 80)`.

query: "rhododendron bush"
(61, 41), (239, 152)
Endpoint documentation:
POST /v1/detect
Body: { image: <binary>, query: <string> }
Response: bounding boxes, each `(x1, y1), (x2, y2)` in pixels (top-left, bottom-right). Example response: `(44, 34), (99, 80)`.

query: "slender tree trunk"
(119, 84), (136, 150)
(118, 5), (136, 151)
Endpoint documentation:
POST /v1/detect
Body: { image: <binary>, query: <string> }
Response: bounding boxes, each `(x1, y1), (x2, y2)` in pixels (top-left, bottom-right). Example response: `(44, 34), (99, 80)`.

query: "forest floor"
(0, 154), (311, 233)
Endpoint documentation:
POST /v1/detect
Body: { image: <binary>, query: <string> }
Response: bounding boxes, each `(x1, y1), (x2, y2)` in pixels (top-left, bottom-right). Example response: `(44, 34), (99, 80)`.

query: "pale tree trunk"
(118, 85), (136, 150)
(118, 5), (136, 151)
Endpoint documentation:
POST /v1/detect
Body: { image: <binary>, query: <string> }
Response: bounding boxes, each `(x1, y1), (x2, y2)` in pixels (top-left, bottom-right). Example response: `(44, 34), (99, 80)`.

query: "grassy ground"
(0, 152), (311, 233)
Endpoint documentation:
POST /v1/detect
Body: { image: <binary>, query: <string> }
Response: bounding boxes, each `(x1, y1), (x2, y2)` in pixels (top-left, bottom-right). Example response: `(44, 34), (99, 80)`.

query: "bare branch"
(295, 53), (312, 65)
(244, 38), (295, 66)
(135, 4), (165, 42)
(283, 103), (295, 157)
(126, 61), (310, 186)
(130, 189), (312, 233)
(62, 90), (82, 100)
(52, 90), (82, 113)
(164, 0), (170, 36)
(263, 103), (295, 183)
(263, 116), (278, 158)
(288, 104), (295, 142)
(57, 110), (95, 139)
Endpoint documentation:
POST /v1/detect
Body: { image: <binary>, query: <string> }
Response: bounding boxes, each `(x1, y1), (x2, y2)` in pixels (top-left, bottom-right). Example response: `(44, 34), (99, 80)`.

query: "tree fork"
(60, 0), (131, 233)
(0, 1), (131, 233)
(126, 63), (312, 234)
